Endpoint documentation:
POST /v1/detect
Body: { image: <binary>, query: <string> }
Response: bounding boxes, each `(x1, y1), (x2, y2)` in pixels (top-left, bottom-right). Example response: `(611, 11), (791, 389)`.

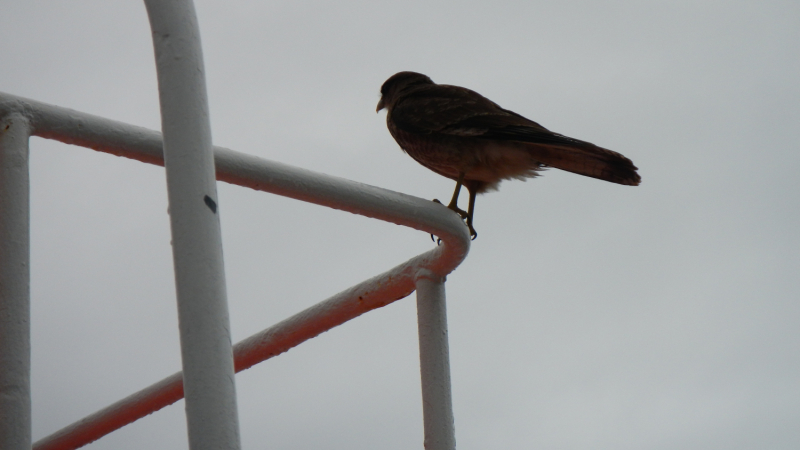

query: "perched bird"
(377, 71), (640, 239)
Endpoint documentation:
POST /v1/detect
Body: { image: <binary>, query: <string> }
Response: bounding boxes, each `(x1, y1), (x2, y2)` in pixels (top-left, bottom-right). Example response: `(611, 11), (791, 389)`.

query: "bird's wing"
(391, 85), (597, 146)
(390, 85), (536, 135)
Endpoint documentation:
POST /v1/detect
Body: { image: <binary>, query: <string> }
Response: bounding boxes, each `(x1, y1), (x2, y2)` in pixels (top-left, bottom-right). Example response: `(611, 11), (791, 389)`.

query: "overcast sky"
(2, 0), (799, 449)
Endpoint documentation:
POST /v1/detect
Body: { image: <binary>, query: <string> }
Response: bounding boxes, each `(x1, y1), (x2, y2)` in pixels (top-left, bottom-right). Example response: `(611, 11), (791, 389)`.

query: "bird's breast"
(388, 123), (544, 190)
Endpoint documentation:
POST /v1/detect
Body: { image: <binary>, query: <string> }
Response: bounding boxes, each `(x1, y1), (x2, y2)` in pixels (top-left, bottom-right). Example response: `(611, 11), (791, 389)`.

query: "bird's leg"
(431, 172), (471, 242)
(465, 183), (478, 240)
(445, 172), (469, 219)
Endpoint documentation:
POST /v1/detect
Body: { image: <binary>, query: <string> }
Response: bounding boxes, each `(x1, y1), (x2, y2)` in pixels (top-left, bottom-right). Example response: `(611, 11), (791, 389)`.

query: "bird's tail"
(525, 140), (641, 186)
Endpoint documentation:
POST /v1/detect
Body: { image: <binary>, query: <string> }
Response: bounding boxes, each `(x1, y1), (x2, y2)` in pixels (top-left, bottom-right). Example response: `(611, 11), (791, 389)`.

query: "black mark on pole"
(204, 195), (217, 213)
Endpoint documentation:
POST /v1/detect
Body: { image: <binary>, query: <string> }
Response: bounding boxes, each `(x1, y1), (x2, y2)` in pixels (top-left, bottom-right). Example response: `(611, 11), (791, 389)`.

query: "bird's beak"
(376, 97), (385, 112)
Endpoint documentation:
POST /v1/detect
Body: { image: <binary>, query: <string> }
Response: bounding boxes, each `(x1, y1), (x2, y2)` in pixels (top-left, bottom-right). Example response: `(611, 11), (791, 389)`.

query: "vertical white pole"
(0, 114), (32, 450)
(415, 270), (456, 450)
(142, 1), (241, 449)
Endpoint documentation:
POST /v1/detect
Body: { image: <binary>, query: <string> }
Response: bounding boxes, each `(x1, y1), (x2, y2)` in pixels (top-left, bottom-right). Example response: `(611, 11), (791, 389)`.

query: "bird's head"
(377, 71), (434, 112)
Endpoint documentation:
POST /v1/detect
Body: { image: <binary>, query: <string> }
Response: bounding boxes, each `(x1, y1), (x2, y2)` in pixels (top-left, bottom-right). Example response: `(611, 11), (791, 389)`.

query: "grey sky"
(2, 0), (799, 449)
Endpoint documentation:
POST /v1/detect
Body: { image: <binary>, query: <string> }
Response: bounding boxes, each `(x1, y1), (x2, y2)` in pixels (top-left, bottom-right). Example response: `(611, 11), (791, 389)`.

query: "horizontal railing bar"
(0, 91), (470, 275)
(0, 91), (471, 449)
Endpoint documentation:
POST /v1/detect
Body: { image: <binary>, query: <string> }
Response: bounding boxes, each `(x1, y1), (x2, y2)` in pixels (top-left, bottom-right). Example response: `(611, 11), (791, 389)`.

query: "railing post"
(415, 270), (456, 450)
(142, 1), (241, 449)
(0, 113), (32, 450)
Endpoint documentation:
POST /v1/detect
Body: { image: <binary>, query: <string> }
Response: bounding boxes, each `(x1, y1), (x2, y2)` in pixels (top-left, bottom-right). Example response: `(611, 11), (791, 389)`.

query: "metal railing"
(0, 1), (470, 449)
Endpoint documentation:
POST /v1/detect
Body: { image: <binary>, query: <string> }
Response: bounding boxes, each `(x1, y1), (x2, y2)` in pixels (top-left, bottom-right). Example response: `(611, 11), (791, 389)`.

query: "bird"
(376, 71), (640, 239)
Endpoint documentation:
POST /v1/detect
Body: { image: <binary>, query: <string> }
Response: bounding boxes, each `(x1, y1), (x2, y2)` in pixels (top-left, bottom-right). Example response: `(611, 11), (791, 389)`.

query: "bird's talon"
(467, 223), (478, 240)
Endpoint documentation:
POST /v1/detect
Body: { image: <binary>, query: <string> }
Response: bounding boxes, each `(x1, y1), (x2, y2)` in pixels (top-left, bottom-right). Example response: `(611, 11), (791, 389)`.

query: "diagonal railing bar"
(33, 251), (452, 450)
(1, 91), (470, 450)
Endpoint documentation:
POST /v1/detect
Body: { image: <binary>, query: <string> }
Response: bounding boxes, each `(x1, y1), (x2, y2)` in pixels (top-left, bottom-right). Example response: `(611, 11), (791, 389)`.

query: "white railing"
(0, 1), (470, 449)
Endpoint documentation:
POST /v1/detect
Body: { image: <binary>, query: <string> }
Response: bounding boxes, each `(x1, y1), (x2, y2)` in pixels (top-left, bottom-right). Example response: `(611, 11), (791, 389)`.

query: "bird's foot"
(432, 198), (468, 219)
(432, 199), (477, 241)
